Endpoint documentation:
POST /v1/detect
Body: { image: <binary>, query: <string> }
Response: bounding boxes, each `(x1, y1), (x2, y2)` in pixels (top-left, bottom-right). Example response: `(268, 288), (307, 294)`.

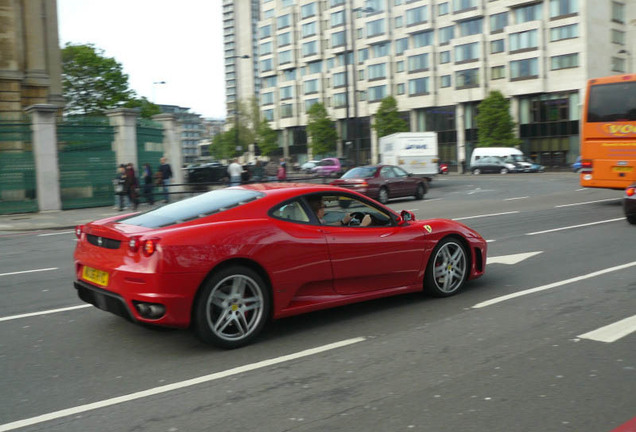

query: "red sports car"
(330, 165), (428, 204)
(74, 184), (487, 349)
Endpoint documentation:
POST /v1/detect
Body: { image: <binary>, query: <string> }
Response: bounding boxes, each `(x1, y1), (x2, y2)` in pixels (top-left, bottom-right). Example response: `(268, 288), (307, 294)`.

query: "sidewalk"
(0, 205), (137, 232)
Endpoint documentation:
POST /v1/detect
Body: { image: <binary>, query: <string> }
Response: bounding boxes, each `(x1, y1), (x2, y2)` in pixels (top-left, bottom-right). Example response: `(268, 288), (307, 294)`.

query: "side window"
(380, 167), (395, 178)
(392, 166), (409, 178)
(271, 200), (310, 223)
(307, 194), (393, 227)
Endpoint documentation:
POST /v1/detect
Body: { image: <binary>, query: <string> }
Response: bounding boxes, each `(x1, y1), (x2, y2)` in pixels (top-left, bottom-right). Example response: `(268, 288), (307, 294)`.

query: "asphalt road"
(1, 172), (634, 432)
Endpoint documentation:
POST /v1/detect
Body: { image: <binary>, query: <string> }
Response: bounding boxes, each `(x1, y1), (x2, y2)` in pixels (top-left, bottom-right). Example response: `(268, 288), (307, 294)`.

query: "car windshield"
(342, 167), (376, 178)
(120, 189), (263, 228)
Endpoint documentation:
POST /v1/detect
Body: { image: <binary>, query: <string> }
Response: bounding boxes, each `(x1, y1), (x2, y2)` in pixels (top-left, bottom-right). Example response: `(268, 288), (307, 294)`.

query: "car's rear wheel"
(472, 168), (481, 175)
(415, 183), (426, 200)
(378, 187), (389, 204)
(500, 168), (509, 174)
(424, 237), (468, 297)
(193, 265), (270, 349)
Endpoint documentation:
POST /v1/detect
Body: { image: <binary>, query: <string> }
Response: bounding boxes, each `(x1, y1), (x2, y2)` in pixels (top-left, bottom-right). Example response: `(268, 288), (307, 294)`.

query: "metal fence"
(57, 117), (116, 209)
(0, 115), (37, 214)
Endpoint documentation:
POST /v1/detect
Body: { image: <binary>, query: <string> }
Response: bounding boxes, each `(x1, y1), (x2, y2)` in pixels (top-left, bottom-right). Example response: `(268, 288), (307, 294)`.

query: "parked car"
(186, 162), (228, 184)
(330, 164), (428, 204)
(312, 157), (342, 177)
(624, 183), (636, 225)
(301, 160), (320, 173)
(470, 156), (519, 174)
(73, 184), (487, 348)
(571, 156), (582, 173)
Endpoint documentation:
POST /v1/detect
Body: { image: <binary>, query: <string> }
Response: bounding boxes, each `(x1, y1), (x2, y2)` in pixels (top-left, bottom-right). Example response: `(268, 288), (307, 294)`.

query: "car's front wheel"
(415, 183), (426, 200)
(500, 168), (509, 174)
(424, 237), (468, 297)
(193, 265), (270, 349)
(472, 168), (481, 175)
(378, 187), (389, 204)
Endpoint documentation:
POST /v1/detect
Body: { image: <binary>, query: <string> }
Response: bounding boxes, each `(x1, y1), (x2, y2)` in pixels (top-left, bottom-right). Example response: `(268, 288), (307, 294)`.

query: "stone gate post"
(106, 108), (139, 167)
(152, 113), (184, 185)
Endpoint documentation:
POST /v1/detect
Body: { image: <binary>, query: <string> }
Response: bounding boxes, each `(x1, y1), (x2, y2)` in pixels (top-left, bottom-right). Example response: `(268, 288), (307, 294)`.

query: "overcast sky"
(57, 0), (227, 119)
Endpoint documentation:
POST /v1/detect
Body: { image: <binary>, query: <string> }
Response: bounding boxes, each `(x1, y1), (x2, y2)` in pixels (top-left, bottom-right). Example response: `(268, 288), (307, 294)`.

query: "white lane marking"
(487, 251), (543, 265)
(0, 305), (92, 322)
(472, 261), (636, 309)
(453, 211), (519, 221)
(504, 196), (528, 201)
(486, 239), (496, 243)
(37, 231), (74, 237)
(525, 218), (624, 235)
(578, 315), (636, 343)
(0, 337), (366, 432)
(0, 267), (58, 277)
(576, 188), (587, 191)
(555, 198), (620, 208)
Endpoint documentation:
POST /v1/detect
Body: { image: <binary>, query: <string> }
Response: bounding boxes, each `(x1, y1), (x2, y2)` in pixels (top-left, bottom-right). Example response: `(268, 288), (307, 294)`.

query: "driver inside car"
(309, 197), (372, 227)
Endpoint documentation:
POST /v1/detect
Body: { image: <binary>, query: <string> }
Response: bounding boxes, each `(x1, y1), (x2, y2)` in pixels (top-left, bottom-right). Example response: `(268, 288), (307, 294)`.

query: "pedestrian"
(158, 157), (173, 202)
(252, 159), (264, 182)
(227, 158), (243, 186)
(113, 164), (127, 211)
(142, 163), (155, 205)
(265, 160), (278, 181)
(277, 157), (287, 181)
(125, 163), (139, 210)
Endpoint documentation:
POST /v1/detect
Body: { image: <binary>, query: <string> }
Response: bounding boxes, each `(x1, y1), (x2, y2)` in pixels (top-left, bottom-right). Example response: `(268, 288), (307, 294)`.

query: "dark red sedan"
(330, 165), (428, 204)
(73, 184), (486, 349)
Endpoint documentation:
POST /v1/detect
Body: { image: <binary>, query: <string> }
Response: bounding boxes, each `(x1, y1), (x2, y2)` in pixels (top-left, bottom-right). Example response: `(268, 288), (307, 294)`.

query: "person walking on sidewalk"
(158, 157), (173, 203)
(142, 163), (155, 205)
(227, 158), (243, 186)
(114, 164), (127, 211)
(125, 163), (139, 210)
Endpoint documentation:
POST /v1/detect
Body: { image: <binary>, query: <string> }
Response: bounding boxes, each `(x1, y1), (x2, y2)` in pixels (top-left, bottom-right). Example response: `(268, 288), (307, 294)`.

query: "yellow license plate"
(613, 166), (633, 173)
(82, 266), (109, 287)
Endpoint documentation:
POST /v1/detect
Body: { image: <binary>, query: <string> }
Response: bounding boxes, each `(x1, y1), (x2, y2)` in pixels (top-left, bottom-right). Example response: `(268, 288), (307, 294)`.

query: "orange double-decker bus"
(580, 73), (636, 190)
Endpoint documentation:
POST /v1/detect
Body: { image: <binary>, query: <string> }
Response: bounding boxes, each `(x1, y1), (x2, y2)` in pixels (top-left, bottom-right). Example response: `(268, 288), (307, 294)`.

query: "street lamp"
(231, 55), (250, 155)
(152, 81), (166, 103)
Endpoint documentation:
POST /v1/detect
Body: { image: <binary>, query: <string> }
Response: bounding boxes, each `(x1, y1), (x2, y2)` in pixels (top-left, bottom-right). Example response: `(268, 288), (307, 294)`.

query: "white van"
(470, 147), (532, 171)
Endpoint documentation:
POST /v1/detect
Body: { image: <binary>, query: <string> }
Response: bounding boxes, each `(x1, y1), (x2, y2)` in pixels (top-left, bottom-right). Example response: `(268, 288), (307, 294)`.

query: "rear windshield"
(342, 167), (376, 178)
(120, 189), (263, 228)
(587, 81), (636, 122)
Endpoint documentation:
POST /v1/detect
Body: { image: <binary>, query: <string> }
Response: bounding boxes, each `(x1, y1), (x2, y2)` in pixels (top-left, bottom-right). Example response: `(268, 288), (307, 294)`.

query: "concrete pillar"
(106, 108), (139, 167)
(456, 104), (467, 173)
(370, 116), (379, 164)
(25, 104), (61, 211)
(282, 128), (290, 162)
(152, 113), (184, 185)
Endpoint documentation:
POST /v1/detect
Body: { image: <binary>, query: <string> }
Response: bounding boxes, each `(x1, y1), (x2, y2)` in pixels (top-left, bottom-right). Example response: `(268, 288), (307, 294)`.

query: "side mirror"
(398, 210), (415, 225)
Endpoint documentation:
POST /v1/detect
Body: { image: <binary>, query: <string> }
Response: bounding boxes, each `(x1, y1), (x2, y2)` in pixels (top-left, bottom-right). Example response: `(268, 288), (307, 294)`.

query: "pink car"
(311, 157), (342, 177)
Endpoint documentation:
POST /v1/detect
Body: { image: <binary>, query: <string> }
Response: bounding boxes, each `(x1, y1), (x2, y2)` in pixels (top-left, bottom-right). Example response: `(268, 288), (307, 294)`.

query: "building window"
(406, 6), (427, 26)
(456, 69), (479, 87)
(305, 98), (318, 112)
(369, 85), (387, 101)
(331, 10), (345, 27)
(277, 14), (291, 29)
(366, 19), (385, 37)
(510, 58), (539, 79)
(409, 77), (429, 96)
(611, 57), (626, 73)
(368, 63), (387, 80)
(439, 26), (454, 45)
(333, 92), (347, 108)
(260, 58), (273, 73)
(550, 23), (578, 41)
(281, 104), (293, 118)
(612, 29), (625, 45)
(549, 0), (578, 18)
(440, 51), (451, 64)
(515, 4), (542, 23)
(280, 86), (293, 100)
(332, 31), (346, 47)
(439, 2), (449, 16)
(307, 60), (323, 74)
(408, 53), (429, 72)
(490, 12), (507, 33)
(259, 41), (272, 55)
(612, 2), (625, 23)
(397, 83), (405, 95)
(304, 79), (319, 94)
(396, 38), (409, 55)
(551, 53), (579, 70)
(372, 42), (390, 58)
(453, 0), (477, 13)
(302, 21), (317, 37)
(301, 2), (317, 19)
(263, 76), (277, 88)
(440, 75), (451, 88)
(358, 69), (365, 80)
(278, 32), (291, 47)
(358, 48), (369, 62)
(331, 0), (344, 6)
(458, 18), (483, 37)
(279, 50), (292, 65)
(396, 60), (405, 72)
(284, 69), (296, 81)
(510, 29), (538, 52)
(333, 71), (346, 87)
(395, 16), (403, 28)
(491, 65), (505, 80)
(491, 39), (504, 54)
(455, 42), (479, 62)
(259, 24), (272, 39)
(367, 0), (385, 12)
(302, 40), (318, 56)
(412, 31), (433, 48)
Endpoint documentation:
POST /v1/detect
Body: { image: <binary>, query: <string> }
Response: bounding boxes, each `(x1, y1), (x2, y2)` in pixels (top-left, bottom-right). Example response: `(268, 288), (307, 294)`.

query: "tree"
(306, 103), (338, 156)
(209, 129), (239, 160)
(372, 96), (409, 139)
(256, 119), (278, 156)
(476, 91), (520, 147)
(124, 97), (161, 119)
